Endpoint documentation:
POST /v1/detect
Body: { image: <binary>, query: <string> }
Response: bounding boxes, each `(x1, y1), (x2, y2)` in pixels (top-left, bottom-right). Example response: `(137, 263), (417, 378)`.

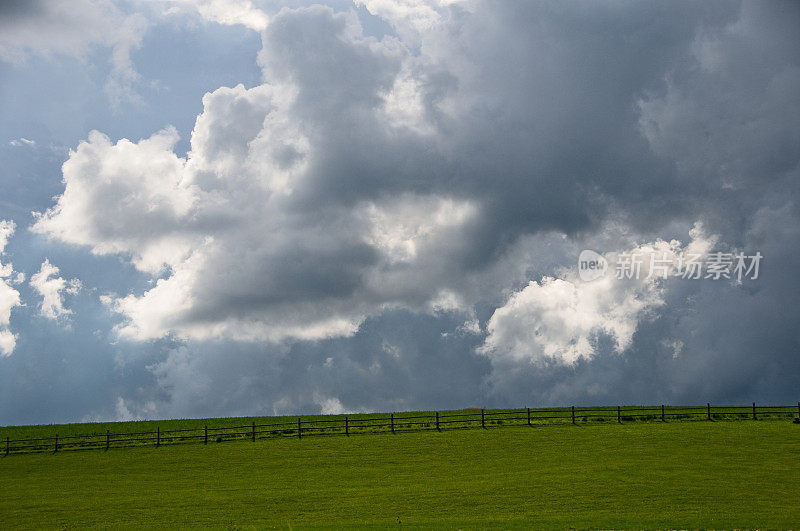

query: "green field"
(1, 420), (798, 528)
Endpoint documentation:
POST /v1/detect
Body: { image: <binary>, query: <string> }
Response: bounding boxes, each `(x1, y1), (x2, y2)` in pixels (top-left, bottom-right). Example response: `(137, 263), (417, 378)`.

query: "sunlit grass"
(1, 420), (798, 528)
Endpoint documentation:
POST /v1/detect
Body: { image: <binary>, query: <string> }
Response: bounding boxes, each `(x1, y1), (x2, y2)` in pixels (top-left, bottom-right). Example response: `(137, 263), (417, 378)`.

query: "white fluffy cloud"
(32, 128), (197, 274)
(0, 220), (22, 356)
(480, 226), (717, 366)
(29, 259), (82, 321)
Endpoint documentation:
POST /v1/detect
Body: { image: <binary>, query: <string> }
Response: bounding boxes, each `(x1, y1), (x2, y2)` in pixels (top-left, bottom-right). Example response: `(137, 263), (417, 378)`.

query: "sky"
(0, 0), (798, 426)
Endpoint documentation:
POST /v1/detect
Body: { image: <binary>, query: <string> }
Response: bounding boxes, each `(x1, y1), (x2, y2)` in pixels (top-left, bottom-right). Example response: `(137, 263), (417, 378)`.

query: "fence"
(3, 403), (799, 456)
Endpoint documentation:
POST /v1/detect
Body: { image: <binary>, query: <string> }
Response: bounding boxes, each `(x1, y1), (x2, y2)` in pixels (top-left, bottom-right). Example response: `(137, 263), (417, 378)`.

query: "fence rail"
(2, 403), (798, 456)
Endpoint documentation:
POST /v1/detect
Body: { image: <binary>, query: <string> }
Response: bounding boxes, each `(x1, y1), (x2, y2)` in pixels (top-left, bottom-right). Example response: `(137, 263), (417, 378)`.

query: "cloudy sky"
(1, 0), (798, 425)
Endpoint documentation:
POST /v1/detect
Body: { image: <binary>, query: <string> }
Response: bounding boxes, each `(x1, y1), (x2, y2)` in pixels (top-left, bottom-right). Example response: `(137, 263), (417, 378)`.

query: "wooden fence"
(3, 403), (799, 455)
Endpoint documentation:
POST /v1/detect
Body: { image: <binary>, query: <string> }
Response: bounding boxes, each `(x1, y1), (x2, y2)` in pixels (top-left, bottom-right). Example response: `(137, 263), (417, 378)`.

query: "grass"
(1, 420), (798, 528)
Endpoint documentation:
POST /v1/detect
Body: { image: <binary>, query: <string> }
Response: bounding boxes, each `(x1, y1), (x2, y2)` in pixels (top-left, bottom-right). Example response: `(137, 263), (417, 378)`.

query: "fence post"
(527, 407), (531, 426)
(345, 416), (349, 436)
(481, 408), (485, 428)
(571, 406), (575, 424)
(54, 434), (58, 453)
(252, 422), (256, 442)
(752, 402), (757, 420)
(204, 425), (208, 445)
(617, 406), (621, 423)
(106, 430), (110, 450)
(661, 404), (665, 422)
(156, 427), (160, 447)
(5, 436), (9, 456)
(707, 403), (711, 421)
(797, 401), (799, 420)
(390, 413), (395, 434)
(298, 417), (302, 439)
(435, 411), (440, 431)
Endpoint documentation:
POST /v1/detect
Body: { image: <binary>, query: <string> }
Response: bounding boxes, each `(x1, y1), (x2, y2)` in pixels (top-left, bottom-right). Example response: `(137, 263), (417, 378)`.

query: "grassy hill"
(1, 419), (798, 528)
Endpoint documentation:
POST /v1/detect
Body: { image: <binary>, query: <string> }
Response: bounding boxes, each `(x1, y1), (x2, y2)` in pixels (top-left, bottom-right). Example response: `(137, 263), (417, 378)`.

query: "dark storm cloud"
(110, 309), (489, 421)
(257, 1), (795, 266)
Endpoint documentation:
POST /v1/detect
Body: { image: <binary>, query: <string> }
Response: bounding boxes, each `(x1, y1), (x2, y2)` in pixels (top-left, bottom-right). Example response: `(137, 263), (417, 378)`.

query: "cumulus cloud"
(34, 2), (799, 342)
(19, 1), (800, 420)
(0, 220), (22, 356)
(29, 259), (82, 321)
(33, 7), (482, 343)
(32, 127), (197, 274)
(480, 226), (717, 366)
(0, 0), (147, 107)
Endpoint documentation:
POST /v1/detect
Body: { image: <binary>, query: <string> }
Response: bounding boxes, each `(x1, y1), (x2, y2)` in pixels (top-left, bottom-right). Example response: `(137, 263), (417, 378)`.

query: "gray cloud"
(5, 0), (798, 422)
